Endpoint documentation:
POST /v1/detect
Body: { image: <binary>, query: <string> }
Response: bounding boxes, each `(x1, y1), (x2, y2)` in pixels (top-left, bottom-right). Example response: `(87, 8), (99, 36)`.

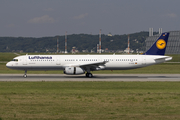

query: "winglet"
(144, 32), (169, 55)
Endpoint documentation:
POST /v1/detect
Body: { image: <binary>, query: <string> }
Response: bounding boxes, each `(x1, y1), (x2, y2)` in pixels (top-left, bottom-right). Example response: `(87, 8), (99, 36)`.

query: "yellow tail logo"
(156, 39), (166, 49)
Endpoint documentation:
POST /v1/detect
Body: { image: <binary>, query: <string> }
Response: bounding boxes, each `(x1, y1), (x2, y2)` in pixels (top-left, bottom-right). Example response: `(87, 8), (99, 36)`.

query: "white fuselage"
(6, 54), (172, 71)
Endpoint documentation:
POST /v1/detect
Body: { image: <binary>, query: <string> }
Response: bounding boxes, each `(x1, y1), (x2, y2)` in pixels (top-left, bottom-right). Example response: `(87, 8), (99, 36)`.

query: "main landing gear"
(23, 70), (27, 78)
(85, 68), (93, 78)
(86, 72), (93, 78)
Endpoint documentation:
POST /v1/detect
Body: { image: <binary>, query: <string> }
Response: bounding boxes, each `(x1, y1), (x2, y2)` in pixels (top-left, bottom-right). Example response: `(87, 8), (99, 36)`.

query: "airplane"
(6, 32), (172, 78)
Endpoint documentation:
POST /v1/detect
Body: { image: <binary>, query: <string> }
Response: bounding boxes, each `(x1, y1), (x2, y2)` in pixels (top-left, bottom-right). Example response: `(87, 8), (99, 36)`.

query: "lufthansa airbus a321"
(6, 32), (172, 78)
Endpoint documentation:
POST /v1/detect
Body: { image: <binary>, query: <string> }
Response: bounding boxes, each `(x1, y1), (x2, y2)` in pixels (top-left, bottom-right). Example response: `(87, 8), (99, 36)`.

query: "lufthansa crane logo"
(156, 39), (166, 49)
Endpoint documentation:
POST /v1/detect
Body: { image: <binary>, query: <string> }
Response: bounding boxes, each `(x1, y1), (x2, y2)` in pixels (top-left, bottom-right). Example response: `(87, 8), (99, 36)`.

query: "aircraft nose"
(6, 62), (12, 68)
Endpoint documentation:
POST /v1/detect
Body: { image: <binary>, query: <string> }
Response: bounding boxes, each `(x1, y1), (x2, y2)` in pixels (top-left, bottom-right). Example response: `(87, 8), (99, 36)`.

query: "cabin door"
(56, 57), (61, 65)
(142, 56), (146, 65)
(23, 56), (27, 65)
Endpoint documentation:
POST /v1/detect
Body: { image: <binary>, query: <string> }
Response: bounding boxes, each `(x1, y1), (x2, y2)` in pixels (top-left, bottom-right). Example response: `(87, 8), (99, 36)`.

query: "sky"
(0, 0), (180, 37)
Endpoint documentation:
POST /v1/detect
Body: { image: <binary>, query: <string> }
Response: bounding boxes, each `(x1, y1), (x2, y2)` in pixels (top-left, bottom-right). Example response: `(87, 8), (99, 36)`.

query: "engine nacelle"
(64, 67), (85, 75)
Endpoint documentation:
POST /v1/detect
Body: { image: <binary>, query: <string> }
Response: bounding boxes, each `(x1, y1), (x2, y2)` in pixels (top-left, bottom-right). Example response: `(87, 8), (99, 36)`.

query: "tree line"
(0, 31), (158, 53)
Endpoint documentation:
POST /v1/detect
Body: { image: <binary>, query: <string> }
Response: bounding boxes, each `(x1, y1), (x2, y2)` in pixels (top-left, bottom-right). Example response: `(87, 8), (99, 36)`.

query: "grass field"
(0, 52), (180, 120)
(0, 82), (180, 120)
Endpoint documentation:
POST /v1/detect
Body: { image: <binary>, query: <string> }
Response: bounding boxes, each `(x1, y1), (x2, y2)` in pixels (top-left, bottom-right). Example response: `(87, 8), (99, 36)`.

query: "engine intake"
(64, 67), (85, 75)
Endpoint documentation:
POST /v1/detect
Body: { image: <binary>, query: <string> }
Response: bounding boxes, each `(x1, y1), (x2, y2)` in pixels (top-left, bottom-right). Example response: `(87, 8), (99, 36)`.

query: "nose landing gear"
(23, 70), (27, 78)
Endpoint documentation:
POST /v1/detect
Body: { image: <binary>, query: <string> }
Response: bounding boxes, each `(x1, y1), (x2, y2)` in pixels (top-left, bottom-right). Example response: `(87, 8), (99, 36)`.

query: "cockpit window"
(12, 59), (18, 62)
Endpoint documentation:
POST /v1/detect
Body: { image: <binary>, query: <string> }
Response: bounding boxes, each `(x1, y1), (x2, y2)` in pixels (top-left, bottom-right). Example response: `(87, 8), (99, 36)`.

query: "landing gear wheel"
(88, 73), (93, 78)
(86, 73), (93, 78)
(86, 73), (89, 77)
(23, 74), (27, 78)
(23, 70), (27, 78)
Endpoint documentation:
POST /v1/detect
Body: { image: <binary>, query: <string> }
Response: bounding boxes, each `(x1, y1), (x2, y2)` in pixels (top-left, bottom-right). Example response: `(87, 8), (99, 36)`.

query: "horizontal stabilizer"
(154, 56), (172, 63)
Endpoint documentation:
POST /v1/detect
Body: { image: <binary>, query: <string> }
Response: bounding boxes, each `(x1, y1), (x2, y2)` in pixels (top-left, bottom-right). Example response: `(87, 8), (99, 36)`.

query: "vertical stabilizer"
(144, 32), (169, 55)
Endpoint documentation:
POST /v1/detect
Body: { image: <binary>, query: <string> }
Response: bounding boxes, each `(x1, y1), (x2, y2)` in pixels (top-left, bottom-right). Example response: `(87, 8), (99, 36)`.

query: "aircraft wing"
(67, 61), (108, 71)
(81, 61), (108, 71)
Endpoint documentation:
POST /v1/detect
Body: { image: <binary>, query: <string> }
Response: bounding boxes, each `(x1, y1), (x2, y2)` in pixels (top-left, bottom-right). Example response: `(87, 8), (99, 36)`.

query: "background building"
(145, 31), (180, 54)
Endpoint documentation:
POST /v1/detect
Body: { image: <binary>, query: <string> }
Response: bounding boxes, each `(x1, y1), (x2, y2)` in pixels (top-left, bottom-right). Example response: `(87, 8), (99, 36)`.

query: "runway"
(0, 74), (180, 81)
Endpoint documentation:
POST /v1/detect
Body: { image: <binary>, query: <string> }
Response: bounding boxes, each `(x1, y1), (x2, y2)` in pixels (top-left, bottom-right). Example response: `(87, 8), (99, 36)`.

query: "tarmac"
(0, 74), (180, 82)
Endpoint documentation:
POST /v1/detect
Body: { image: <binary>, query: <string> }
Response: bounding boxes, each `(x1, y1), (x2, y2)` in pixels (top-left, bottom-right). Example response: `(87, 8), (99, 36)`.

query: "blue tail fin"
(144, 32), (169, 55)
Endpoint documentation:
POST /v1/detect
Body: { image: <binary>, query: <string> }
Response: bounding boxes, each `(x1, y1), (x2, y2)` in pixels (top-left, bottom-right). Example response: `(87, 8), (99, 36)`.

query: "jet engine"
(64, 67), (85, 75)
